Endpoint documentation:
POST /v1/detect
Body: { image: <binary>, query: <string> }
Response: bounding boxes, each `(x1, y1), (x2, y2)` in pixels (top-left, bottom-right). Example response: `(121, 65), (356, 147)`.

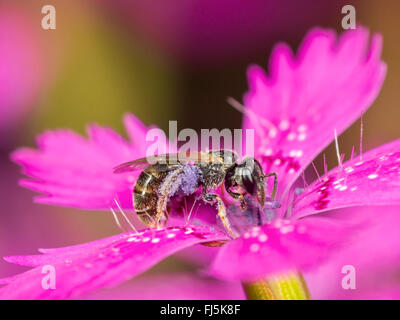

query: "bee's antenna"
(114, 198), (138, 234)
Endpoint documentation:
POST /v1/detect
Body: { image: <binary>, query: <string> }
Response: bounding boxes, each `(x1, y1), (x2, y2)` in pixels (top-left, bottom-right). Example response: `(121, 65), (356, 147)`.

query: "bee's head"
(225, 157), (266, 207)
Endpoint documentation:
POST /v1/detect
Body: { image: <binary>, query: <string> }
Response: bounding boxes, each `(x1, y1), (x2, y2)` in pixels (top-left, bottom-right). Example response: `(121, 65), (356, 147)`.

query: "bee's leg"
(219, 184), (228, 203)
(264, 172), (278, 199)
(202, 188), (238, 238)
(226, 188), (247, 211)
(156, 167), (185, 227)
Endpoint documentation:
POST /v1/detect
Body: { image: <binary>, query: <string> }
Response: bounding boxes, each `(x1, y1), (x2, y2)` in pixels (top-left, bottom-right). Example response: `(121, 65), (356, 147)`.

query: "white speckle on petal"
(333, 178), (344, 185)
(166, 233), (176, 238)
(298, 133), (306, 141)
(250, 243), (260, 253)
(142, 237), (151, 242)
(274, 220), (283, 228)
(355, 161), (364, 166)
(339, 186), (348, 191)
(281, 225), (294, 234)
(289, 150), (303, 158)
(274, 159), (281, 165)
(279, 120), (290, 130)
(345, 167), (354, 173)
(287, 133), (296, 141)
(351, 187), (358, 191)
(269, 128), (277, 138)
(265, 148), (273, 156)
(127, 237), (136, 242)
(151, 238), (160, 243)
(251, 229), (260, 238)
(368, 174), (378, 179)
(258, 234), (268, 242)
(298, 125), (307, 132)
(243, 232), (250, 239)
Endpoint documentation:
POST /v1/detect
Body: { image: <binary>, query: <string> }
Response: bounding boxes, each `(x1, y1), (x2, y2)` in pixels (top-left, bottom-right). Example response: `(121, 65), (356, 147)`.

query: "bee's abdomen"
(133, 164), (169, 227)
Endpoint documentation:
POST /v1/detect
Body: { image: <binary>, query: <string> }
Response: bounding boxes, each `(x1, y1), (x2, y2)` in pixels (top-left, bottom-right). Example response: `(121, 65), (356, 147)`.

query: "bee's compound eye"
(240, 168), (257, 195)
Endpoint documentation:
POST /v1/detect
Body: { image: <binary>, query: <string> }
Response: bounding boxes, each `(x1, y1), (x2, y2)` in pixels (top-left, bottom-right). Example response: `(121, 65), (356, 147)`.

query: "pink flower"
(2, 26), (400, 299)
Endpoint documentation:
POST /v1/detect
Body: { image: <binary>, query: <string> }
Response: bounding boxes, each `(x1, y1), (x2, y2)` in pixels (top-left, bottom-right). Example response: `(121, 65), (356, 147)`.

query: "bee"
(113, 150), (278, 238)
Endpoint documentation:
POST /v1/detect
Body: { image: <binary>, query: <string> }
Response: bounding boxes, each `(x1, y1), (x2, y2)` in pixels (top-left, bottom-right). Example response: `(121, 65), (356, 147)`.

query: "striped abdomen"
(134, 163), (202, 228)
(133, 163), (172, 227)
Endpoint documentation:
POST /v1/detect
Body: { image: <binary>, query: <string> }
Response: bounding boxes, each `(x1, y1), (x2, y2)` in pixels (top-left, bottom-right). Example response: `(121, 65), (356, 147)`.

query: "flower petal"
(292, 139), (400, 219)
(0, 225), (227, 299)
(209, 217), (355, 281)
(243, 27), (386, 196)
(11, 114), (163, 210)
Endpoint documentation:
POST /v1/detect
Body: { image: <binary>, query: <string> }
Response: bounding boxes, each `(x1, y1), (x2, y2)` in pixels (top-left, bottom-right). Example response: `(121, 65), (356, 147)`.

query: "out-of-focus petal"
(292, 139), (400, 219)
(209, 217), (356, 281)
(11, 114), (164, 210)
(82, 273), (245, 300)
(0, 225), (227, 299)
(243, 27), (386, 196)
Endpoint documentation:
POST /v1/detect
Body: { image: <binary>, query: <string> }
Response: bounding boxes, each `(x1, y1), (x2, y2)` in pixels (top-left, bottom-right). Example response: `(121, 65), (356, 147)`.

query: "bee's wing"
(113, 157), (152, 173)
(113, 152), (223, 174)
(158, 152), (225, 164)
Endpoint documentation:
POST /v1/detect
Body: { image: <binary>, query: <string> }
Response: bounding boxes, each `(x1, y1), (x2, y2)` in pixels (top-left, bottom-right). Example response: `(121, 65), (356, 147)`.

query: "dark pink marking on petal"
(310, 176), (335, 211)
(292, 139), (400, 219)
